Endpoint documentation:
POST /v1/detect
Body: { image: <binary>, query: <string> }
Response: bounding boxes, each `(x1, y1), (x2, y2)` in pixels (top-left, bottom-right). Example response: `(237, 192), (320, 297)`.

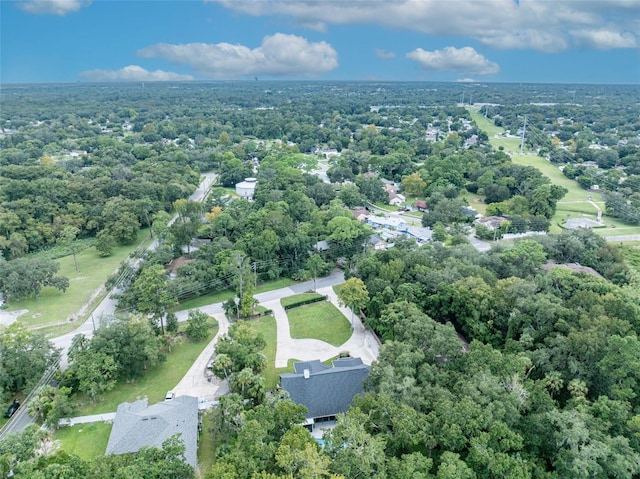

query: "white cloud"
(137, 33), (338, 79)
(456, 78), (477, 83)
(407, 46), (500, 76)
(208, 0), (640, 52)
(570, 29), (637, 49)
(375, 49), (396, 60)
(79, 65), (194, 82)
(17, 0), (89, 15)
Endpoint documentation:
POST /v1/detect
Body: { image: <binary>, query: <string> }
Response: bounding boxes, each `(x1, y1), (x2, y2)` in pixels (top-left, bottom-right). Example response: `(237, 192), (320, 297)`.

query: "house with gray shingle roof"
(279, 357), (370, 431)
(105, 395), (198, 467)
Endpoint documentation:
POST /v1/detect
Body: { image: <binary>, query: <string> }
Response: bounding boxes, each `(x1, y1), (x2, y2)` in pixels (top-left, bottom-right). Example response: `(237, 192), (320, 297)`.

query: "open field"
(75, 325), (217, 416)
(6, 229), (151, 336)
(469, 108), (640, 236)
(55, 421), (112, 459)
(465, 192), (488, 215)
(287, 301), (352, 347)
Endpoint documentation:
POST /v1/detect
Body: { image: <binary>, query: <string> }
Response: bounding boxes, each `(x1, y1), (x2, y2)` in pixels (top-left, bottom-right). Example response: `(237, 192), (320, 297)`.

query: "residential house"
(369, 234), (388, 250)
(350, 208), (370, 222)
(105, 396), (199, 468)
(405, 226), (433, 244)
(280, 358), (370, 432)
(365, 215), (408, 232)
(414, 200), (428, 212)
(475, 216), (507, 231)
(388, 192), (406, 207)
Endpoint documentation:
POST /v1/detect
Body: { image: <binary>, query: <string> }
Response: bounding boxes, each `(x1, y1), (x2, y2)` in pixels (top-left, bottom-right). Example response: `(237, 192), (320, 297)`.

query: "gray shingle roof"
(280, 357), (370, 419)
(105, 395), (198, 467)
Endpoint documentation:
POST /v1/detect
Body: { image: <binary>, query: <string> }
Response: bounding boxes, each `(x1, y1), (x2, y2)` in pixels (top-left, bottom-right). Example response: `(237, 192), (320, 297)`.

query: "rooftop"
(105, 395), (198, 467)
(280, 358), (370, 420)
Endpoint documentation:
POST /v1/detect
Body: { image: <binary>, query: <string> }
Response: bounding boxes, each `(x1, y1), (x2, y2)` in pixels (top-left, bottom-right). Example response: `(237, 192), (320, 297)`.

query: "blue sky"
(1, 0), (639, 84)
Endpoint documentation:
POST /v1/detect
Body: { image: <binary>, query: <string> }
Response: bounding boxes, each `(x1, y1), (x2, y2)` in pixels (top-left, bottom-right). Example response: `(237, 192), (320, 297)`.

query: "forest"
(1, 81), (639, 478)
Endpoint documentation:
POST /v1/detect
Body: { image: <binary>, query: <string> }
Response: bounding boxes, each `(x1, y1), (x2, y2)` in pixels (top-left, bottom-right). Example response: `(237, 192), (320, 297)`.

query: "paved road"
(604, 235), (640, 242)
(0, 174), (218, 438)
(57, 269), (379, 423)
(51, 173), (217, 368)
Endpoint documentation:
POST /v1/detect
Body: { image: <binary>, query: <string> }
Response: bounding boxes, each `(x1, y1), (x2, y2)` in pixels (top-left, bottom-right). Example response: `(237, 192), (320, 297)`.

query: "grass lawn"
(171, 277), (297, 312)
(280, 292), (324, 309)
(197, 411), (217, 474)
(468, 108), (640, 237)
(464, 192), (488, 215)
(372, 202), (395, 212)
(244, 316), (278, 389)
(8, 229), (151, 335)
(54, 421), (112, 459)
(287, 301), (352, 347)
(75, 325), (217, 416)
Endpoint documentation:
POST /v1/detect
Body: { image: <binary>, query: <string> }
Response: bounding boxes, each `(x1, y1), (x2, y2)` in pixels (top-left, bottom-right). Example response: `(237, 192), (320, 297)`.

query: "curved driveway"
(171, 271), (379, 399)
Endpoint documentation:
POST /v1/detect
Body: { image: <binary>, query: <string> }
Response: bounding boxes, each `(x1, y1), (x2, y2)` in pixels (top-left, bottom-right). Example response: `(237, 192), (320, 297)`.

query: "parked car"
(164, 391), (175, 401)
(5, 399), (20, 418)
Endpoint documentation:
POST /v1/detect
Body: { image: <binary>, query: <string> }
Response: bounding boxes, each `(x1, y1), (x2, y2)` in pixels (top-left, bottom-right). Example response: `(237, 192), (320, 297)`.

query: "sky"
(1, 0), (639, 84)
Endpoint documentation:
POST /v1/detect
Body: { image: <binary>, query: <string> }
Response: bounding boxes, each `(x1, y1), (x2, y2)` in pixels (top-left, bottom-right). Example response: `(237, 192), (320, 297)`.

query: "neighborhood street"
(57, 269), (378, 425)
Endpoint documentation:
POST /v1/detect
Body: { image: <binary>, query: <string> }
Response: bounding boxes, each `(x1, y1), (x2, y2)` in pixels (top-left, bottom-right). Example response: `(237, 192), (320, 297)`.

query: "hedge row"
(283, 295), (327, 310)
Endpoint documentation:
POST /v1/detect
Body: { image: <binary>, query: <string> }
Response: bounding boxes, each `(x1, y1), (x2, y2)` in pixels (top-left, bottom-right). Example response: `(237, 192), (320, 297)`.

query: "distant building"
(388, 192), (406, 206)
(106, 396), (199, 467)
(369, 234), (388, 250)
(365, 215), (408, 232)
(280, 358), (370, 432)
(414, 200), (428, 212)
(405, 226), (433, 244)
(235, 177), (257, 199)
(475, 215), (507, 231)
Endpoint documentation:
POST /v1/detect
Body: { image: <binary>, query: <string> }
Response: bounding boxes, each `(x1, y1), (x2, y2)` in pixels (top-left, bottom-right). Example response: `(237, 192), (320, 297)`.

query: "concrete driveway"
(264, 285), (379, 367)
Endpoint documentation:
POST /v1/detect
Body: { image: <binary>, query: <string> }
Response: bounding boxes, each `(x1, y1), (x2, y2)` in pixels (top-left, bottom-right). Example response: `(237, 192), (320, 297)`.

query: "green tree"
(402, 172), (427, 197)
(0, 424), (51, 477)
(436, 452), (476, 479)
(0, 323), (57, 394)
(58, 225), (80, 271)
(27, 385), (75, 428)
(0, 257), (69, 301)
(325, 409), (387, 479)
(67, 335), (119, 401)
(276, 425), (331, 478)
(95, 229), (116, 257)
(213, 321), (266, 377)
(338, 183), (367, 207)
(185, 310), (213, 341)
(337, 277), (369, 328)
(132, 264), (178, 335)
(306, 253), (327, 292)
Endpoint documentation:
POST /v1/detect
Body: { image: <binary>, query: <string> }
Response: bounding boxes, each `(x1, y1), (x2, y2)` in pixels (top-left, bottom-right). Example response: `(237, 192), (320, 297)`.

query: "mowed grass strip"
(244, 315), (278, 389)
(9, 229), (151, 333)
(75, 325), (217, 416)
(287, 301), (351, 347)
(469, 108), (640, 236)
(54, 421), (112, 459)
(197, 410), (217, 473)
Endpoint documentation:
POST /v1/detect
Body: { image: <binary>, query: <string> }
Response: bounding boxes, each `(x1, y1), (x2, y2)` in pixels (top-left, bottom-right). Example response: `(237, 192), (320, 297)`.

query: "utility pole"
(235, 254), (244, 320)
(253, 261), (257, 290)
(520, 114), (528, 156)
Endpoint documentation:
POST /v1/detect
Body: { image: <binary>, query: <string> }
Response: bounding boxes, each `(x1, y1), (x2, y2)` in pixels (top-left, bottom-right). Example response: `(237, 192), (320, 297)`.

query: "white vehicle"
(164, 391), (175, 401)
